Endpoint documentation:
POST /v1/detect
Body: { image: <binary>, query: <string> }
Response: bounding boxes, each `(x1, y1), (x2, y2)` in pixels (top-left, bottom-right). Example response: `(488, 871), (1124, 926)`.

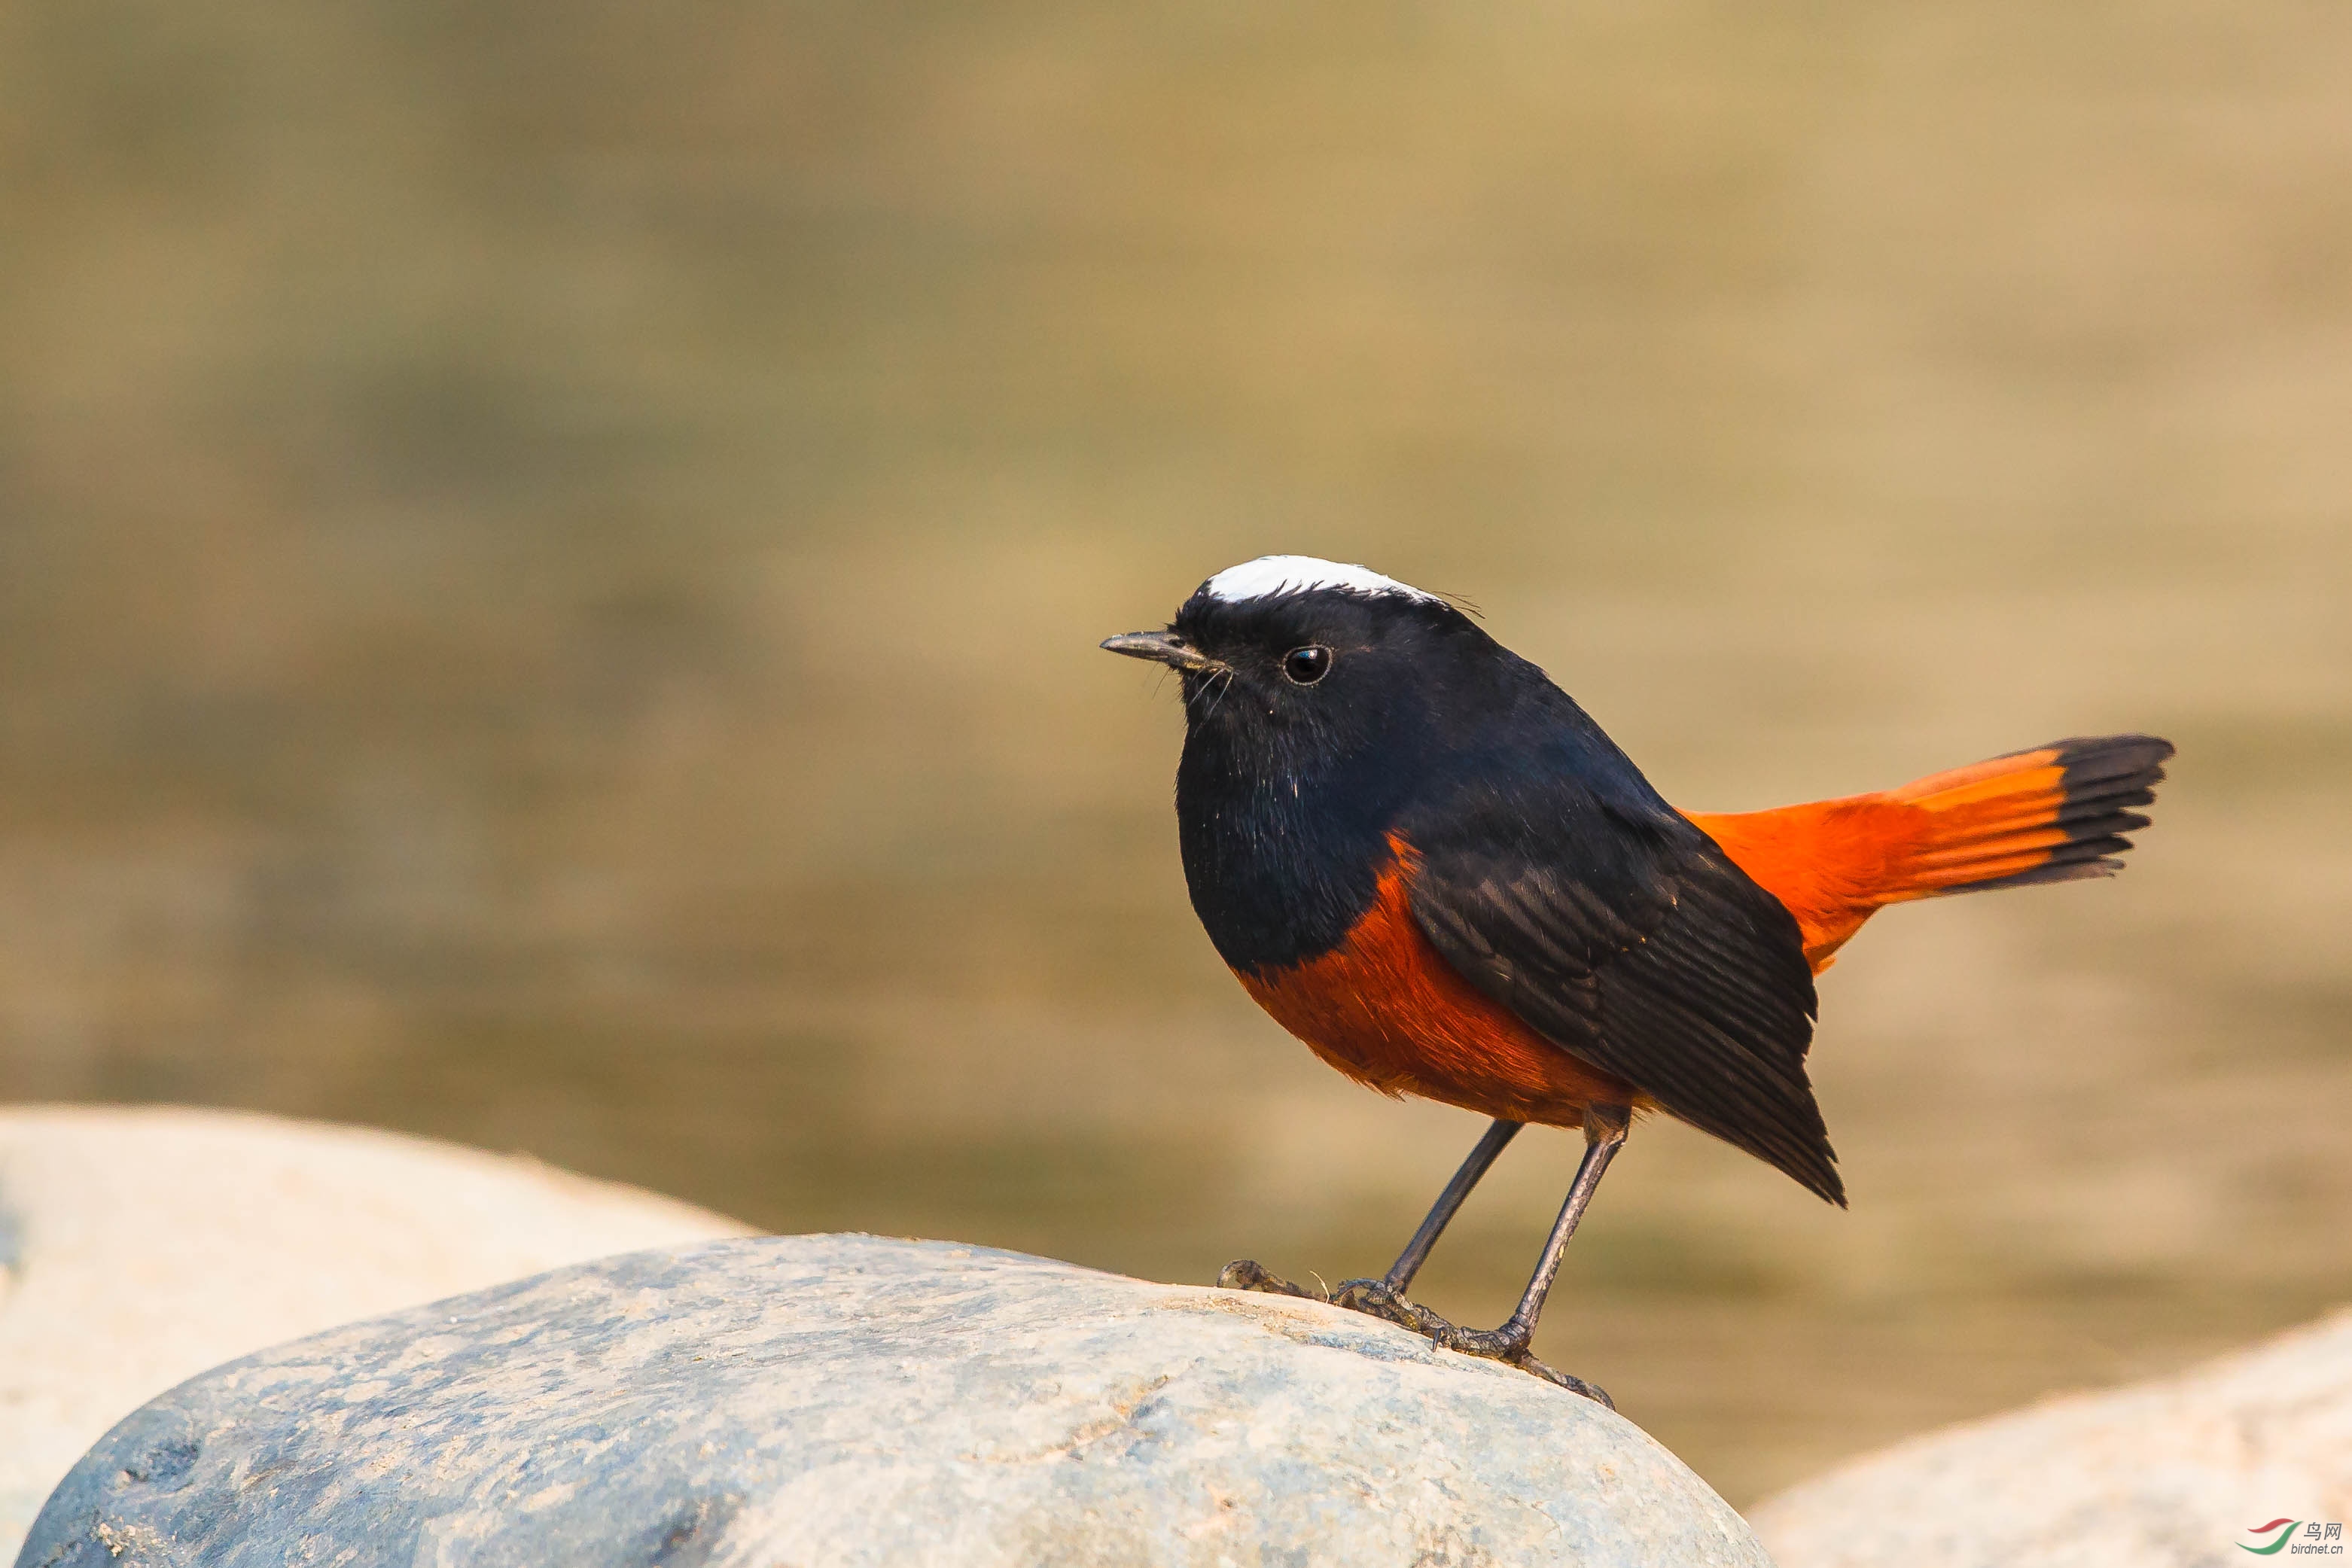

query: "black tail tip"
(2052, 734), (2174, 844)
(1977, 733), (2174, 893)
(2051, 734), (2176, 793)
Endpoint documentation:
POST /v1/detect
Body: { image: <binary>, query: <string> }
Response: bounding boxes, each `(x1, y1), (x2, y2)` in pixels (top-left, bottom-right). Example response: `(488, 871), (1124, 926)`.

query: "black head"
(1102, 556), (1552, 968)
(1101, 556), (1531, 770)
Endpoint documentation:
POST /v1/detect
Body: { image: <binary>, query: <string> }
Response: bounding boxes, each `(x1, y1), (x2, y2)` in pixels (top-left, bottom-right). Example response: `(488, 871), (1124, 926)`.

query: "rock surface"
(21, 1234), (1770, 1567)
(0, 1105), (748, 1560)
(1750, 1306), (2352, 1568)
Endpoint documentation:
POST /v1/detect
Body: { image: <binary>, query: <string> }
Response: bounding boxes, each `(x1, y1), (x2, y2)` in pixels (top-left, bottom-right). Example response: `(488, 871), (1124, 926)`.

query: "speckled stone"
(18, 1235), (1769, 1567)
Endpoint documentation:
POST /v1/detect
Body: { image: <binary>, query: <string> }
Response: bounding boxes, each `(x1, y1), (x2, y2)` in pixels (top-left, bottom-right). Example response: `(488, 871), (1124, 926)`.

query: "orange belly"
(1235, 837), (1647, 1128)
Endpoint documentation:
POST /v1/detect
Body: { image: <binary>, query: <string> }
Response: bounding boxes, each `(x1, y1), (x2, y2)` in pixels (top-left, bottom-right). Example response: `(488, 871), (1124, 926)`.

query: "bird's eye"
(1281, 645), (1333, 685)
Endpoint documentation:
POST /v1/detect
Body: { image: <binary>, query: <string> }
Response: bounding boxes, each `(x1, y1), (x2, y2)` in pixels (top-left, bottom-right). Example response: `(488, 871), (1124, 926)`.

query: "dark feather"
(1405, 776), (1844, 1205)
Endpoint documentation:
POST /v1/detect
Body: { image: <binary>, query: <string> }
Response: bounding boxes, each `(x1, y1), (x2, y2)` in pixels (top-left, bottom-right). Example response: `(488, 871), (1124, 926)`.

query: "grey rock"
(1750, 1305), (2352, 1568)
(19, 1235), (1769, 1567)
(0, 1106), (747, 1562)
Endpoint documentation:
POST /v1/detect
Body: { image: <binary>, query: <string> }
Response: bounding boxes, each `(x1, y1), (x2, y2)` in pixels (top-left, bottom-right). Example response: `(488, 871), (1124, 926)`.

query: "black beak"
(1100, 630), (1220, 673)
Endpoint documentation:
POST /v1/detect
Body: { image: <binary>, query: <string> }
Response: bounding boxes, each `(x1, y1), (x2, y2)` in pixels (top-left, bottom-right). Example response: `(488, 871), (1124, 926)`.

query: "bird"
(1103, 554), (2171, 1402)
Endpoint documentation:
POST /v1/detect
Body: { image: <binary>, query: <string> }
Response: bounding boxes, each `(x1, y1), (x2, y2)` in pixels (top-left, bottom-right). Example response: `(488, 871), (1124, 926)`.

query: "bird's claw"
(1434, 1322), (1525, 1359)
(1327, 1277), (1451, 1338)
(1219, 1260), (1612, 1408)
(1217, 1259), (1324, 1299)
(1435, 1323), (1614, 1407)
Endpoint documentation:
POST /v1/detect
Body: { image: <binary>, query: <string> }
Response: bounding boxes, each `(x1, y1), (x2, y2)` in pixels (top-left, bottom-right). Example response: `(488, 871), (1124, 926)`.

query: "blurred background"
(4, 0), (2350, 1505)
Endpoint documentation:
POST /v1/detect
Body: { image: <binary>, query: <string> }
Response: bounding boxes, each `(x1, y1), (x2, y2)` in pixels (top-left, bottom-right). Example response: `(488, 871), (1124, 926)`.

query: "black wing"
(1405, 775), (1842, 1204)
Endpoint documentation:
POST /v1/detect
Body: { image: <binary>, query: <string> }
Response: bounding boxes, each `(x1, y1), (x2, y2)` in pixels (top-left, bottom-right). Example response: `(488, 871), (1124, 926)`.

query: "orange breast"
(1235, 836), (1647, 1129)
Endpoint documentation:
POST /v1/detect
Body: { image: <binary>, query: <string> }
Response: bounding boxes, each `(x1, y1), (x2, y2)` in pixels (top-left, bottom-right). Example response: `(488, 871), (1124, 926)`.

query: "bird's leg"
(1223, 1114), (1514, 1326)
(1222, 1109), (1625, 1405)
(1325, 1119), (1522, 1335)
(1219, 1119), (1522, 1327)
(1379, 1117), (1526, 1296)
(1435, 1102), (1628, 1404)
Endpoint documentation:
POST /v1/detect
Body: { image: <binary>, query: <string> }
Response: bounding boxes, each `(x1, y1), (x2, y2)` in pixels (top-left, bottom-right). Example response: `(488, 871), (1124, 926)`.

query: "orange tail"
(1684, 735), (2174, 973)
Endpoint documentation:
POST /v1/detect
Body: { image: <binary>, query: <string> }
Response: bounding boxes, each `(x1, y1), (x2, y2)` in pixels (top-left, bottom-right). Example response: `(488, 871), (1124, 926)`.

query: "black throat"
(1162, 586), (1504, 974)
(1174, 708), (1422, 974)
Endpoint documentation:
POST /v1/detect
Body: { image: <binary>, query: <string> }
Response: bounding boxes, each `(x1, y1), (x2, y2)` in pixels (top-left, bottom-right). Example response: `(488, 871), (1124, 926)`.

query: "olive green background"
(5, 0), (2348, 1503)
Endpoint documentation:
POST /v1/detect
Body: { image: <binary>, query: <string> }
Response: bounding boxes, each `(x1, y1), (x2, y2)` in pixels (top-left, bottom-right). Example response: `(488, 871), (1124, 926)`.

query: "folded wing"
(1406, 781), (1842, 1204)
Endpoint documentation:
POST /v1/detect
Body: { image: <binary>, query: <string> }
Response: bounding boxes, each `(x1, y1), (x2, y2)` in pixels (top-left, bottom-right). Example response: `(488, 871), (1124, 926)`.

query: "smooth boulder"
(0, 1105), (748, 1560)
(20, 1234), (1770, 1567)
(1750, 1305), (2352, 1567)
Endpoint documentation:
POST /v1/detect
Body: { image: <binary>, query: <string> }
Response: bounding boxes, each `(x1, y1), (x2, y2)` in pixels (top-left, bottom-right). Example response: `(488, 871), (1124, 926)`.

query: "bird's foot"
(1217, 1258), (1326, 1300)
(1214, 1261), (1433, 1331)
(1326, 1276), (1452, 1338)
(1429, 1320), (1613, 1408)
(1217, 1261), (1610, 1407)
